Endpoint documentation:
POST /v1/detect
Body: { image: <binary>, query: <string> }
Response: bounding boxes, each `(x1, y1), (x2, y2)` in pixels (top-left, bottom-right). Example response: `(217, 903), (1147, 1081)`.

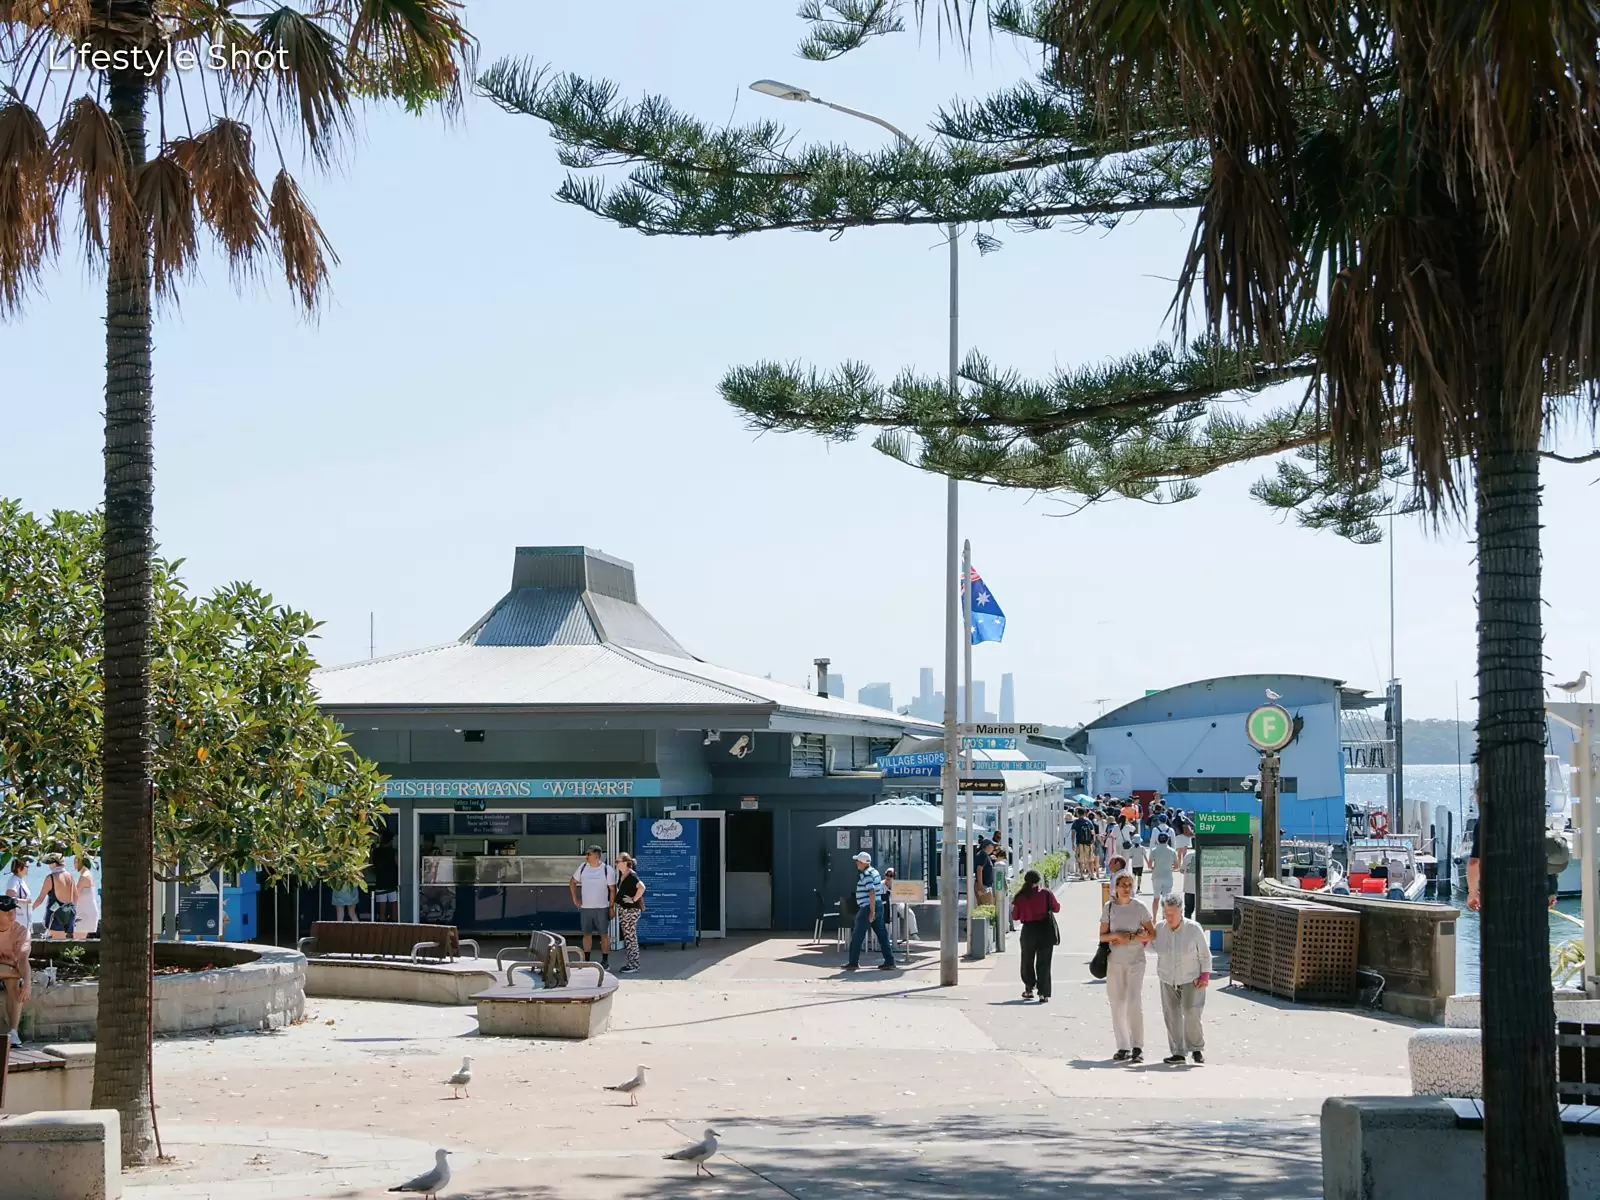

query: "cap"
(0, 895), (15, 912)
(853, 852), (872, 865)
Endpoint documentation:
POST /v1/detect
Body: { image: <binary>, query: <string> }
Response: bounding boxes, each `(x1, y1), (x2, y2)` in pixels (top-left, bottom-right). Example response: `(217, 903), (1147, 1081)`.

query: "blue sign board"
(876, 752), (945, 768)
(453, 812), (523, 836)
(635, 817), (698, 946)
(177, 870), (223, 940)
(962, 737), (1017, 750)
(383, 778), (662, 800)
(972, 760), (1051, 772)
(881, 764), (941, 778)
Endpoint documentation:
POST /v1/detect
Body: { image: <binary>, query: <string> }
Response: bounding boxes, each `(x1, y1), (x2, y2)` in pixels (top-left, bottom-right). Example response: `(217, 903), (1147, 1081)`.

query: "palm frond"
(267, 168), (334, 312)
(0, 98), (57, 315)
(135, 152), (197, 299)
(254, 7), (352, 164)
(173, 118), (265, 276)
(49, 96), (133, 259)
(346, 0), (475, 113)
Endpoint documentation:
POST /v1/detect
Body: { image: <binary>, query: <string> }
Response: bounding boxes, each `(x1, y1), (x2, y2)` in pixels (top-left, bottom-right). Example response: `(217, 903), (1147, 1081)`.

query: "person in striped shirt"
(846, 852), (895, 972)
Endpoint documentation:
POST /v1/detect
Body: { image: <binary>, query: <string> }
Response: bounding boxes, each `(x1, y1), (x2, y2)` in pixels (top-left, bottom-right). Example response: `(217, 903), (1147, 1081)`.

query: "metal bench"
(297, 921), (478, 963)
(495, 930), (584, 985)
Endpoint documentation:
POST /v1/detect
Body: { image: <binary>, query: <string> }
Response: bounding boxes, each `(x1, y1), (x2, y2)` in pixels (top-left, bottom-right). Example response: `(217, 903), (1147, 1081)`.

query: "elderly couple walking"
(1099, 874), (1212, 1065)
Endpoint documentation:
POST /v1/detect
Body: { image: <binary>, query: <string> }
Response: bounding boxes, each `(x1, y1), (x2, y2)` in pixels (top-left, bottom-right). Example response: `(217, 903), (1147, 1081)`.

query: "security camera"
(1240, 774), (1260, 793)
(703, 730), (722, 745)
(728, 735), (752, 759)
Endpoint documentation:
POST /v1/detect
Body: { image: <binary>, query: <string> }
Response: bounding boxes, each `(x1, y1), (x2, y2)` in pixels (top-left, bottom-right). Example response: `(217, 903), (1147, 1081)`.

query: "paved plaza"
(124, 881), (1418, 1198)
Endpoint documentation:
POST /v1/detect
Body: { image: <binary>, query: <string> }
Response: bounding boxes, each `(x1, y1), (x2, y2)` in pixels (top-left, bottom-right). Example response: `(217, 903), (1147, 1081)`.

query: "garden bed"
(21, 941), (306, 1042)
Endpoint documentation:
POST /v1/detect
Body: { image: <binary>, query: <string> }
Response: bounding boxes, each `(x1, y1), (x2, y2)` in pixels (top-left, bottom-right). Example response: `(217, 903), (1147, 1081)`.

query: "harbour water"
(1346, 763), (1579, 992)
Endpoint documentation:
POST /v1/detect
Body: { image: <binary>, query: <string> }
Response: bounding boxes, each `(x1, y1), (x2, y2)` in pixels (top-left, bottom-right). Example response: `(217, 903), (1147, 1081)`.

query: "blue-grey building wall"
(1085, 675), (1349, 840)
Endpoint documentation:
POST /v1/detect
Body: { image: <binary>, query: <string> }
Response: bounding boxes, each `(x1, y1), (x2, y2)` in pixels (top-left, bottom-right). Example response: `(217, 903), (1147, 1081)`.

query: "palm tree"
(1, 0), (473, 1165)
(1046, 1), (1600, 1192)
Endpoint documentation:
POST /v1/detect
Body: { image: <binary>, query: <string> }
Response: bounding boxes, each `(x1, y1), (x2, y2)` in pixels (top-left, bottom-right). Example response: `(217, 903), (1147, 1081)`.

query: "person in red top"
(1010, 869), (1062, 1003)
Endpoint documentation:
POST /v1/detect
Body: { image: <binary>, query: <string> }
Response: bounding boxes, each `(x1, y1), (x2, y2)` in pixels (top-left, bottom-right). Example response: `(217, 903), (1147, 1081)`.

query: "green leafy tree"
(0, 497), (385, 883)
(485, 7), (1598, 1193)
(1, 0), (472, 1163)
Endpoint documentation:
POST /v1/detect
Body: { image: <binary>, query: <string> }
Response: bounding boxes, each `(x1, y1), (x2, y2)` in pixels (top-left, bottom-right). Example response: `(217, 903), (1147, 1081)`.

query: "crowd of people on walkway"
(1069, 797), (1198, 914)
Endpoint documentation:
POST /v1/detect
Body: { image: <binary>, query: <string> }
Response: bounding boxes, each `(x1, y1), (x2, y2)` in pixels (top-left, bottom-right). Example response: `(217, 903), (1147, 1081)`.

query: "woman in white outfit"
(73, 855), (99, 939)
(1099, 871), (1154, 1062)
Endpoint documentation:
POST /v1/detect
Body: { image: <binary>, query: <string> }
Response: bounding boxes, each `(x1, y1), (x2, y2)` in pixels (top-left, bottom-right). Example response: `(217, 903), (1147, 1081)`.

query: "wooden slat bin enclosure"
(1232, 895), (1360, 1004)
(1557, 1021), (1600, 1105)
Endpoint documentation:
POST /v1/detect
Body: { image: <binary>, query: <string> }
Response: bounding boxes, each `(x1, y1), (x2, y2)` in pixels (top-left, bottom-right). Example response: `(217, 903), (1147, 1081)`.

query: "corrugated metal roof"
(632, 650), (940, 731)
(588, 593), (690, 657)
(469, 588), (599, 647)
(313, 644), (758, 709)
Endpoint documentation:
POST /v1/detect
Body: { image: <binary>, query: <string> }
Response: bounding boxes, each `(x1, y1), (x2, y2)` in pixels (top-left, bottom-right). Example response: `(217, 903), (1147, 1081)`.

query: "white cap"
(853, 851), (872, 864)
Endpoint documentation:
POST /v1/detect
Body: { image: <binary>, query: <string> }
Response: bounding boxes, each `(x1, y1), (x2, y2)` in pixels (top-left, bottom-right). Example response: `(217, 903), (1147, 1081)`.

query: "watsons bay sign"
(383, 778), (662, 800)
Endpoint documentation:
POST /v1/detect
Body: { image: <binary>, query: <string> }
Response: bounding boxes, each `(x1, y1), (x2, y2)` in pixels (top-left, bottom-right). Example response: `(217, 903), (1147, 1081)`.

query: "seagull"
(605, 1064), (648, 1106)
(389, 1149), (450, 1199)
(444, 1056), (473, 1099)
(664, 1127), (720, 1177)
(1265, 688), (1282, 701)
(1554, 671), (1592, 696)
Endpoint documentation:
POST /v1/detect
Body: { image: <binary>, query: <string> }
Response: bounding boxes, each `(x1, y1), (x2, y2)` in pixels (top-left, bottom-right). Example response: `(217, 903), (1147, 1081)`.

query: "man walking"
(846, 852), (894, 972)
(1072, 810), (1098, 879)
(568, 846), (616, 968)
(1152, 893), (1212, 1064)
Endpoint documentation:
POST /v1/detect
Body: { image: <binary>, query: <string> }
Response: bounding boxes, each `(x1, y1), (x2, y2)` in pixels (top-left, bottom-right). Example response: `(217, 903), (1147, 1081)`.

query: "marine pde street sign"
(957, 722), (1042, 737)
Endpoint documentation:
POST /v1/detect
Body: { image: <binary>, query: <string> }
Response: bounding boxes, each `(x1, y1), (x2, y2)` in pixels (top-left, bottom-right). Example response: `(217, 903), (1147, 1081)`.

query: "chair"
(812, 891), (841, 946)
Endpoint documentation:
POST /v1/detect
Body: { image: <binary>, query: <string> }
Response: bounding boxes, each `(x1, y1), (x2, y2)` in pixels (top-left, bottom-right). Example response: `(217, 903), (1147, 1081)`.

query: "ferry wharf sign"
(383, 778), (663, 801)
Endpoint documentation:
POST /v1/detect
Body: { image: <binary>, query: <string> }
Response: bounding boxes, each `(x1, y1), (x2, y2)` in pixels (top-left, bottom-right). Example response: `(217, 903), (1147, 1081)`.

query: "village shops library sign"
(383, 779), (663, 801)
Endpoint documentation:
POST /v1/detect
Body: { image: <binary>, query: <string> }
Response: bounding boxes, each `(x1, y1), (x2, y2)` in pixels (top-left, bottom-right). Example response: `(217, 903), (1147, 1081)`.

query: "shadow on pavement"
(617, 985), (945, 1033)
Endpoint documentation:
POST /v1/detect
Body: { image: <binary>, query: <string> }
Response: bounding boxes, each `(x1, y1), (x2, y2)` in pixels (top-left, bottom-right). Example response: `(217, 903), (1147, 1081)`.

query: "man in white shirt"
(1152, 893), (1212, 1064)
(568, 846), (617, 968)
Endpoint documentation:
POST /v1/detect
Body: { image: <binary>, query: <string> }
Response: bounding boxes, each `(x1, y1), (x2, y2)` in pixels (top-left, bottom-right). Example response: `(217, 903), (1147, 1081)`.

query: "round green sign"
(1245, 704), (1294, 752)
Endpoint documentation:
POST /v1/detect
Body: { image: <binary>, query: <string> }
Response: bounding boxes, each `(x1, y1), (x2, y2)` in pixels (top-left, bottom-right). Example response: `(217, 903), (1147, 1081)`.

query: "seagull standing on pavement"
(605, 1064), (647, 1106)
(445, 1056), (473, 1099)
(389, 1149), (451, 1199)
(664, 1127), (720, 1176)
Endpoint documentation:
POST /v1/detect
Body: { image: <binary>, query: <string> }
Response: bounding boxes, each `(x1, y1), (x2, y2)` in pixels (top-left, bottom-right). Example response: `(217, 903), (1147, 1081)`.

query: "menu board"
(635, 817), (698, 946)
(177, 870), (223, 940)
(1198, 845), (1248, 917)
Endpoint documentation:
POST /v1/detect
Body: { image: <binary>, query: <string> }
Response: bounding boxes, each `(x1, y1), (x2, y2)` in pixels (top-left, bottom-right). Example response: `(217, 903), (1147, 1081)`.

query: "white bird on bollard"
(605, 1064), (648, 1106)
(1265, 688), (1282, 701)
(664, 1127), (720, 1176)
(1554, 670), (1592, 696)
(389, 1148), (451, 1199)
(444, 1056), (473, 1099)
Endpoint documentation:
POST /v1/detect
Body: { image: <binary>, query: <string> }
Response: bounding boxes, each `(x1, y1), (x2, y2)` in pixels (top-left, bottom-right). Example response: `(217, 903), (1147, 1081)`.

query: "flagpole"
(963, 540), (980, 957)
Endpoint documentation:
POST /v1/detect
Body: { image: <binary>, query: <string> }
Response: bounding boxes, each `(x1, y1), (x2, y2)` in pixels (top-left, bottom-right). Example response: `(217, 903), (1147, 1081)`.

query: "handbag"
(1089, 940), (1110, 979)
(1050, 912), (1061, 947)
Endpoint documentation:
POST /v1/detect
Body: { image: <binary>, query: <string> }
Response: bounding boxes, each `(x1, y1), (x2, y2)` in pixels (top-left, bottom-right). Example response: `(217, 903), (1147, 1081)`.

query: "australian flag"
(965, 568), (1006, 644)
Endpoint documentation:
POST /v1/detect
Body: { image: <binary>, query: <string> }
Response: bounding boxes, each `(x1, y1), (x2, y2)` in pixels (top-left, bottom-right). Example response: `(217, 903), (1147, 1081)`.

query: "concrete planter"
(22, 942), (305, 1042)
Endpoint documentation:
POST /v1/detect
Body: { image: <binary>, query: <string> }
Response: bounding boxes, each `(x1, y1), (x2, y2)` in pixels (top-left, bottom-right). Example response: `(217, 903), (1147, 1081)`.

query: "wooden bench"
(2, 1041), (95, 1115)
(297, 921), (478, 962)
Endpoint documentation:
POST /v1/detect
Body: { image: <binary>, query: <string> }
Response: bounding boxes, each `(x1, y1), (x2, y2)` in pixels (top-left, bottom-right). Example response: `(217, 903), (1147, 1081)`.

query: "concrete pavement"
(123, 880), (1416, 1198)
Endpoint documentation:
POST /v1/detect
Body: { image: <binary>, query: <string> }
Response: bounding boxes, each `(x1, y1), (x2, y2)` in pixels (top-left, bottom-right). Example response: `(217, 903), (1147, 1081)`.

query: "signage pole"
(1578, 706), (1597, 998)
(938, 222), (961, 987)
(1260, 752), (1281, 885)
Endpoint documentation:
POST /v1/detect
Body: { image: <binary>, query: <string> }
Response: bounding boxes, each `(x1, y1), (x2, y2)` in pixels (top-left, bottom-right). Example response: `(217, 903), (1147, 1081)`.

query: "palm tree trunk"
(90, 62), (156, 1168)
(1476, 386), (1566, 1196)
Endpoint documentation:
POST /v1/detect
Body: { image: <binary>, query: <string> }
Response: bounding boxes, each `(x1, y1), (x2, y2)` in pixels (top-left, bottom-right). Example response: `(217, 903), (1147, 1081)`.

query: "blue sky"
(3, 4), (1596, 724)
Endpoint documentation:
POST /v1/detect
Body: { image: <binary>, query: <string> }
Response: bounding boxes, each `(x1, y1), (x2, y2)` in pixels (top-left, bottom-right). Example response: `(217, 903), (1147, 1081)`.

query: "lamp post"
(752, 80), (963, 986)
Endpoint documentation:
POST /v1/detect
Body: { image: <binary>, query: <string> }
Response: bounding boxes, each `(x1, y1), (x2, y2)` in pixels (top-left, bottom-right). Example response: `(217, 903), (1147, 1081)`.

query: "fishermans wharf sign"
(383, 778), (663, 801)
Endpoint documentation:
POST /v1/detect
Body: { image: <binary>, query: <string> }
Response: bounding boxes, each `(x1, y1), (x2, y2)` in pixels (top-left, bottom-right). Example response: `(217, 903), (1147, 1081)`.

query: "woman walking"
(73, 855), (99, 940)
(615, 852), (646, 974)
(1099, 872), (1154, 1062)
(4, 858), (30, 907)
(1011, 869), (1060, 1002)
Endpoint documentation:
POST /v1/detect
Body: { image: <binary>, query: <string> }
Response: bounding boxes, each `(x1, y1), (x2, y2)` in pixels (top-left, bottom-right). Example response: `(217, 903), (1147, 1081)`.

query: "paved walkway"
(123, 880), (1417, 1198)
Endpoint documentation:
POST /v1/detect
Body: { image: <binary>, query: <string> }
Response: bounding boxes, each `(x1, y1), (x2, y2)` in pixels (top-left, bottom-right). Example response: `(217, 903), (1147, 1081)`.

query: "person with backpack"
(1011, 869), (1061, 1002)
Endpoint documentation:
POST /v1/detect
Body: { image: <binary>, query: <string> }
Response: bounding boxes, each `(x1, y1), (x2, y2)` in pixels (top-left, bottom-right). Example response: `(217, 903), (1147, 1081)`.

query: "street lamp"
(751, 79), (963, 987)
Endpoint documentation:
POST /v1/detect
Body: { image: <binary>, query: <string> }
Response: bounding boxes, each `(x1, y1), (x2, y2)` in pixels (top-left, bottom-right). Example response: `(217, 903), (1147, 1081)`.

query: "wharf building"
(1068, 674), (1392, 840)
(311, 546), (936, 941)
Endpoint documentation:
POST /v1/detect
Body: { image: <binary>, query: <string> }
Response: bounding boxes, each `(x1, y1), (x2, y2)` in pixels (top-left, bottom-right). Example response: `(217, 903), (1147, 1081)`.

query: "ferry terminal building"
(312, 546), (939, 939)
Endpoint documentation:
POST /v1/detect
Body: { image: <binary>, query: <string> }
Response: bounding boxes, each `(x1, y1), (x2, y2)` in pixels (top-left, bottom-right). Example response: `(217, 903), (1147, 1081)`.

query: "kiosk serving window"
(416, 811), (630, 933)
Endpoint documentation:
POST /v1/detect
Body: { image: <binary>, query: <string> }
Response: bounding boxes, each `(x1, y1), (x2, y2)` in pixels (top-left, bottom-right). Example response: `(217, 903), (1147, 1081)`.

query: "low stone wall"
(1261, 880), (1456, 1021)
(306, 958), (496, 1005)
(0, 1110), (121, 1200)
(23, 942), (305, 1042)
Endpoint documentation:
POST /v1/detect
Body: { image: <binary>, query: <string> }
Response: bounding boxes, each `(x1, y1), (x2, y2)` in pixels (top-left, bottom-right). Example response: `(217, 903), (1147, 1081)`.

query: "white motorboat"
(1347, 836), (1430, 900)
